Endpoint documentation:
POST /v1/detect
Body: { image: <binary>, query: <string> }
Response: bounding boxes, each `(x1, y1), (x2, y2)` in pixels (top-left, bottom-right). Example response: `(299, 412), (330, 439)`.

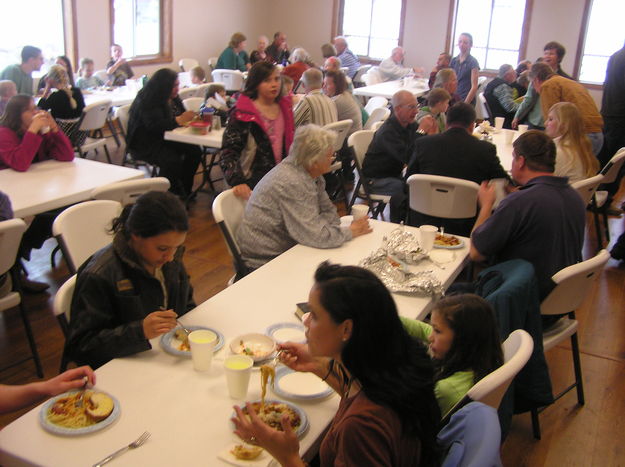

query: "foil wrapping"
(383, 227), (427, 264)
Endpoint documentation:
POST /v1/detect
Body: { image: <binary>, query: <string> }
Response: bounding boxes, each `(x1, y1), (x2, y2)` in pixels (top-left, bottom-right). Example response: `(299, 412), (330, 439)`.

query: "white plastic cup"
(505, 130), (514, 144)
(420, 225), (438, 252)
(224, 355), (254, 399)
(351, 204), (369, 221)
(494, 117), (505, 130)
(517, 124), (529, 134)
(188, 329), (217, 372)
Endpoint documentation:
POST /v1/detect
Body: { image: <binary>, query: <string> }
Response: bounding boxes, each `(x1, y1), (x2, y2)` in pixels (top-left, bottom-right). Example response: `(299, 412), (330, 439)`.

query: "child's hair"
(205, 83), (225, 99)
(189, 66), (206, 82)
(79, 57), (94, 73)
(432, 294), (503, 384)
(281, 75), (294, 95)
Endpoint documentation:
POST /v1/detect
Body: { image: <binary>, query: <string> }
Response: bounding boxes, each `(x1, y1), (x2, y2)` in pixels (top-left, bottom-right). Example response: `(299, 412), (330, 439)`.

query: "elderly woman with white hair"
(282, 47), (311, 84)
(236, 124), (372, 270)
(37, 64), (85, 119)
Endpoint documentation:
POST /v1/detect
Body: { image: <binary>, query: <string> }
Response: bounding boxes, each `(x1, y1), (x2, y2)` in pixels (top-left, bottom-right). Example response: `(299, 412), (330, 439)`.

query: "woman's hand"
(278, 342), (325, 375)
(232, 184), (252, 200)
(27, 112), (50, 134)
(232, 403), (303, 467)
(349, 217), (372, 238)
(142, 310), (177, 339)
(175, 110), (195, 126)
(40, 366), (96, 397)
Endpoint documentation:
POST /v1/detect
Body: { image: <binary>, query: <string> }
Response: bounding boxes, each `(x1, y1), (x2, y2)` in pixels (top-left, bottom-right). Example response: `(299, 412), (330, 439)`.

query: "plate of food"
(433, 234), (464, 249)
(265, 323), (306, 344)
(230, 333), (276, 362)
(39, 390), (120, 436)
(272, 367), (333, 401)
(236, 400), (309, 439)
(160, 325), (224, 357)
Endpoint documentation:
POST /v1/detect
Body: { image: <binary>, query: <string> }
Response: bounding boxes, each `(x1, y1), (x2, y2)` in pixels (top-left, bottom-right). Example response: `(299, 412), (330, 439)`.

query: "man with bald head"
(294, 68), (337, 127)
(333, 36), (360, 78)
(379, 47), (417, 81)
(323, 56), (342, 73)
(362, 90), (433, 222)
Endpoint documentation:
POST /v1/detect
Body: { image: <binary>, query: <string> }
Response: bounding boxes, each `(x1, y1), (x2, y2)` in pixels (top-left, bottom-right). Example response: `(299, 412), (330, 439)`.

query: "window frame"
(445, 0), (534, 75)
(573, 0), (606, 90)
(108, 0), (172, 66)
(331, 0), (408, 64)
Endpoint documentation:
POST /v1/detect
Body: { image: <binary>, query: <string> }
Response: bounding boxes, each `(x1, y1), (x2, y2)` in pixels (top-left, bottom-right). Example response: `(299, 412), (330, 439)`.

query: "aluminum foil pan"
(383, 226), (427, 264)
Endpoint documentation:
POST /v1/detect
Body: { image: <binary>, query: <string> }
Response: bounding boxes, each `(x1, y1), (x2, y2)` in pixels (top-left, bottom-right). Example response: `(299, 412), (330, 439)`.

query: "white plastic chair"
(212, 189), (249, 282)
(52, 200), (122, 274)
(53, 274), (76, 371)
(363, 67), (383, 86)
(406, 174), (480, 221)
(323, 119), (353, 152)
(353, 64), (372, 87)
(182, 97), (205, 113)
(179, 58), (199, 72)
(178, 71), (192, 88)
(593, 147), (625, 243)
(91, 177), (170, 205)
(76, 99), (113, 163)
(178, 87), (198, 101)
(0, 218), (43, 377)
(364, 106), (390, 130)
(572, 174), (605, 249)
(195, 83), (212, 99)
(211, 69), (244, 92)
(364, 96), (388, 116)
(477, 92), (491, 122)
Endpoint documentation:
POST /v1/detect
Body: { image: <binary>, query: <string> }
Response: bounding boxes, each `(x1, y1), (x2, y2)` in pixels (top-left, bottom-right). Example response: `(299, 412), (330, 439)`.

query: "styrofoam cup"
(188, 330), (217, 372)
(224, 355), (254, 399)
(351, 204), (369, 220)
(420, 225), (438, 252)
(494, 117), (504, 130)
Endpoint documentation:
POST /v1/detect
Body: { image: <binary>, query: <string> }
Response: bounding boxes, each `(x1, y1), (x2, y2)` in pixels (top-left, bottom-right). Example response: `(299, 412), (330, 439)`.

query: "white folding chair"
(363, 67), (383, 86)
(76, 99), (113, 163)
(363, 106), (390, 130)
(364, 96), (388, 116)
(178, 71), (192, 88)
(0, 218), (43, 377)
(115, 104), (157, 174)
(572, 174), (605, 249)
(530, 249), (610, 439)
(182, 97), (205, 113)
(371, 121), (384, 131)
(406, 174), (480, 225)
(52, 200), (122, 274)
(593, 147), (625, 242)
(353, 64), (372, 87)
(179, 58), (199, 72)
(195, 83), (211, 99)
(91, 177), (170, 205)
(211, 69), (244, 92)
(323, 120), (353, 207)
(477, 92), (491, 122)
(178, 87), (198, 101)
(347, 130), (390, 218)
(212, 189), (249, 283)
(53, 274), (76, 371)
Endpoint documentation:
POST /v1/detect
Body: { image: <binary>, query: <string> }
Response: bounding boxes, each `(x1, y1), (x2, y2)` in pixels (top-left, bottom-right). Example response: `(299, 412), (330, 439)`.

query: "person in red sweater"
(0, 94), (73, 171)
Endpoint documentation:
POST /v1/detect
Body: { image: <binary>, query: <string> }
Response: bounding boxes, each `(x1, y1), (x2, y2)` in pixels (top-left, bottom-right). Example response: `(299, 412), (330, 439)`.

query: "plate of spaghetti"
(39, 390), (121, 436)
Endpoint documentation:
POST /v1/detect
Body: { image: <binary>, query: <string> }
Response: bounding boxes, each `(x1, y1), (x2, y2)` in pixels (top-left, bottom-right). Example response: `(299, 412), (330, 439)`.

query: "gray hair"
(290, 124), (336, 168)
(433, 68), (456, 88)
(498, 64), (514, 78)
(391, 89), (414, 108)
(302, 68), (323, 90)
(291, 48), (309, 63)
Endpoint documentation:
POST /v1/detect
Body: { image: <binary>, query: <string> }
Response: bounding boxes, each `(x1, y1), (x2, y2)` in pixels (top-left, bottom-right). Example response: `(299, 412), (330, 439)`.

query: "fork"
(92, 431), (150, 467)
(176, 319), (192, 336)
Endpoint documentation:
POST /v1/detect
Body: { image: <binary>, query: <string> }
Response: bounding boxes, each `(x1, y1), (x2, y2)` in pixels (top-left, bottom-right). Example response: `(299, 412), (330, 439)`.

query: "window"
(109, 0), (172, 65)
(449, 0), (529, 71)
(336, 0), (405, 60)
(577, 0), (625, 84)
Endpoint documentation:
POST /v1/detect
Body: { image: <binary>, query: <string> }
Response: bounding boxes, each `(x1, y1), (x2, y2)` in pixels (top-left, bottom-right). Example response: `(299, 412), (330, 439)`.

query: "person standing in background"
(450, 33), (479, 105)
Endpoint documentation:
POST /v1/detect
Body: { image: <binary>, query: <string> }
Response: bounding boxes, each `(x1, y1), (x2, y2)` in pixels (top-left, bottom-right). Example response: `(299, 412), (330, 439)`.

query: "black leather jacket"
(65, 234), (195, 369)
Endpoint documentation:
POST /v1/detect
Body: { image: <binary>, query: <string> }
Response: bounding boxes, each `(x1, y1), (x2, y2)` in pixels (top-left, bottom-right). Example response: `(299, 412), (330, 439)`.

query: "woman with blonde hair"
(37, 64), (85, 119)
(544, 102), (599, 183)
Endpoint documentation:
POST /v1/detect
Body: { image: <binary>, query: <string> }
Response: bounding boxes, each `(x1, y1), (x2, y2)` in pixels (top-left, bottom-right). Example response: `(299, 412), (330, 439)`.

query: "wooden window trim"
(62, 0), (78, 69)
(108, 0), (172, 66)
(573, 0), (598, 85)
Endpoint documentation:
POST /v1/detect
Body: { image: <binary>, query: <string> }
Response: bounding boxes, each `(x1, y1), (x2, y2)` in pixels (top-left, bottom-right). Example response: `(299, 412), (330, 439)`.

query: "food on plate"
(47, 391), (114, 428)
(237, 340), (271, 359)
(260, 365), (275, 408)
(242, 402), (301, 432)
(231, 444), (263, 460)
(174, 328), (190, 351)
(434, 234), (460, 247)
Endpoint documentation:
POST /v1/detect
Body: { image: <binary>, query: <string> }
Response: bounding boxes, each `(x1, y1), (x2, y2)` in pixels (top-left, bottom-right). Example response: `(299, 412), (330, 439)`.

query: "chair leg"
(602, 210), (610, 242)
(530, 408), (541, 440)
(103, 144), (112, 164)
(106, 116), (121, 148)
(50, 244), (61, 268)
(570, 332), (585, 405)
(17, 300), (44, 378)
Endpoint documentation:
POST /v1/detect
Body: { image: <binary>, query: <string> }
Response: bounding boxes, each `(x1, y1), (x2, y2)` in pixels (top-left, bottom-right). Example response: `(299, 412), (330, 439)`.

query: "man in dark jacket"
(484, 64), (520, 128)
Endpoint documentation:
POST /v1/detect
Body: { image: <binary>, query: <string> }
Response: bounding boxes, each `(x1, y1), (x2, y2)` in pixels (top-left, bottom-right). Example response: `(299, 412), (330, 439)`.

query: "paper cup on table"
(517, 124), (529, 134)
(351, 204), (369, 220)
(188, 329), (217, 372)
(505, 131), (514, 144)
(224, 355), (254, 399)
(419, 225), (438, 253)
(494, 117), (505, 130)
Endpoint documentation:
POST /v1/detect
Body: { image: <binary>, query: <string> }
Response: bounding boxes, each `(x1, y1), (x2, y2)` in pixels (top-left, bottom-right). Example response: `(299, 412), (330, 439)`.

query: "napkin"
(217, 443), (275, 467)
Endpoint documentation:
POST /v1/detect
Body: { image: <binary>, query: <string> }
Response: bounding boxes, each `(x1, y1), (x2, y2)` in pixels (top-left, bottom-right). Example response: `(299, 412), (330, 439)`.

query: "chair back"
(79, 99), (113, 132)
(323, 119), (353, 152)
(179, 58), (199, 72)
(207, 57), (218, 72)
(364, 96), (388, 115)
(571, 174), (604, 205)
(211, 69), (244, 91)
(195, 83), (211, 99)
(0, 219), (27, 276)
(115, 104), (132, 136)
(183, 97), (205, 113)
(94, 69), (109, 84)
(178, 87), (198, 100)
(541, 249), (610, 316)
(467, 329), (534, 410)
(52, 200), (122, 273)
(212, 189), (248, 275)
(406, 174), (480, 219)
(477, 92), (490, 121)
(53, 274), (76, 335)
(371, 121), (384, 131)
(91, 177), (170, 205)
(600, 147), (625, 184)
(347, 130), (375, 169)
(363, 67), (383, 86)
(178, 71), (192, 88)
(364, 106), (390, 130)
(353, 65), (372, 86)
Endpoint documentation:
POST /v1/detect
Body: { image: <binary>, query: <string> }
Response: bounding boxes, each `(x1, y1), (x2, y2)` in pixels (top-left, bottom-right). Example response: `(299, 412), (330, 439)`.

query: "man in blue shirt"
(333, 36), (360, 79)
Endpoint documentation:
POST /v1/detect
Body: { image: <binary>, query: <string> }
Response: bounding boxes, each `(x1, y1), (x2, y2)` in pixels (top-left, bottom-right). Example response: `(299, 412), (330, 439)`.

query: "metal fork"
(93, 431), (150, 467)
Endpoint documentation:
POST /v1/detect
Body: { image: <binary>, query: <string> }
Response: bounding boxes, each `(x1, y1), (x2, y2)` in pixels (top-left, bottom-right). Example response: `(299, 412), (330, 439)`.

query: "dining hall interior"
(0, 0), (624, 466)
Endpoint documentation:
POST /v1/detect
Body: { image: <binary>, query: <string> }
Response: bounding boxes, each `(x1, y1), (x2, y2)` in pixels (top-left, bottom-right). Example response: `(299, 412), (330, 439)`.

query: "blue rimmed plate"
(160, 325), (224, 357)
(39, 390), (120, 436)
(233, 399), (309, 439)
(265, 322), (306, 344)
(272, 367), (334, 401)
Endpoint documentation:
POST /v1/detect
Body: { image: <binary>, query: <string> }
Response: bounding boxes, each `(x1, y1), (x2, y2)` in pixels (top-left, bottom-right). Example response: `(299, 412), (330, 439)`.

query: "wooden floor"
(1, 145), (624, 466)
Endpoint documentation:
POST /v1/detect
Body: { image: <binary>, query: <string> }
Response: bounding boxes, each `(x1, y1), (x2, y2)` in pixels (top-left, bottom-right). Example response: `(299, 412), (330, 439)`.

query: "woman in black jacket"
(126, 68), (201, 198)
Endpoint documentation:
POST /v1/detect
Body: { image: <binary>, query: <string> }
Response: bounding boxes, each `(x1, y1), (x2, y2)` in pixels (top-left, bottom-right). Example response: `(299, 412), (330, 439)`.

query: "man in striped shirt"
(333, 36), (361, 78)
(294, 68), (338, 127)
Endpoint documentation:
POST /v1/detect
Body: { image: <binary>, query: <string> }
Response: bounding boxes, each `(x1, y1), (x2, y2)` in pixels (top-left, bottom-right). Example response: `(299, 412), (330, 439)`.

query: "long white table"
(164, 127), (224, 149)
(0, 220), (468, 466)
(1, 159), (144, 218)
(353, 78), (429, 99)
(475, 128), (518, 173)
(83, 87), (138, 107)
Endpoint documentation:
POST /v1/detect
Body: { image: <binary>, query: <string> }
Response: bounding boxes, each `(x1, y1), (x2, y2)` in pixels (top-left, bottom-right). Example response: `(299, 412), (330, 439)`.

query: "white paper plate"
(433, 236), (464, 249)
(160, 326), (224, 357)
(271, 367), (333, 401)
(265, 323), (306, 344)
(230, 333), (276, 362)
